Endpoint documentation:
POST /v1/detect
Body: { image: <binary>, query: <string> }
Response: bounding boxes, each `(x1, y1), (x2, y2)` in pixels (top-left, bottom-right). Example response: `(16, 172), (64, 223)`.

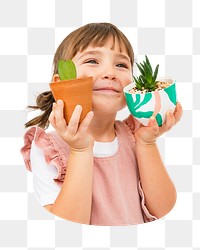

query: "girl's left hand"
(134, 102), (183, 145)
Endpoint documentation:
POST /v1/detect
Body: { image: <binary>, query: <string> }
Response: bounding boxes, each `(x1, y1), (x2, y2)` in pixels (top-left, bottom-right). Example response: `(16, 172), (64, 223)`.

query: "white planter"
(123, 78), (177, 126)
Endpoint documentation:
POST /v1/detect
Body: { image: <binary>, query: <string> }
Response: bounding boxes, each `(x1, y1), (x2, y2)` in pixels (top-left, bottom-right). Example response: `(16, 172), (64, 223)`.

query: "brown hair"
(25, 22), (134, 129)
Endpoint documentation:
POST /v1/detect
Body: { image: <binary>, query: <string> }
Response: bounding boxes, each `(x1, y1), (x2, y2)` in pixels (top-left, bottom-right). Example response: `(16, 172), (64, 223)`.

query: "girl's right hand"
(49, 100), (94, 152)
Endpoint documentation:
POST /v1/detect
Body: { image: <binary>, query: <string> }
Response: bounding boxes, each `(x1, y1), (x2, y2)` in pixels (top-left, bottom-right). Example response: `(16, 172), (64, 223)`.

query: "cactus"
(133, 55), (159, 92)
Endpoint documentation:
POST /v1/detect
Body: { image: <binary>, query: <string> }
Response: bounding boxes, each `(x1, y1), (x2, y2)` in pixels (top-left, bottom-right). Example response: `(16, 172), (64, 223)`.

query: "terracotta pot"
(50, 77), (93, 124)
(123, 78), (177, 126)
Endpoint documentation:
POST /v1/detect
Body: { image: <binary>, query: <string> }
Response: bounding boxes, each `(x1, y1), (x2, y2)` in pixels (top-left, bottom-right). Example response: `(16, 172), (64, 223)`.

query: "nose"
(101, 65), (116, 81)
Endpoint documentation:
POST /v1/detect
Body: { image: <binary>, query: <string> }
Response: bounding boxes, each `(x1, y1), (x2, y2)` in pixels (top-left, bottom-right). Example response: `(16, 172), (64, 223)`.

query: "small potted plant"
(123, 56), (177, 126)
(49, 60), (93, 124)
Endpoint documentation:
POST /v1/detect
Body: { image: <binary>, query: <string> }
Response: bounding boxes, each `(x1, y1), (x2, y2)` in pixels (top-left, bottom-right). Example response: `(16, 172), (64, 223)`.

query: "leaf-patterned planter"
(123, 78), (177, 126)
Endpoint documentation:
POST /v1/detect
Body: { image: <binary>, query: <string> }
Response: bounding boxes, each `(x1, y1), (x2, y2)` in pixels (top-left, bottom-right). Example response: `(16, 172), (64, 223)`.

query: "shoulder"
(20, 126), (47, 171)
(20, 126), (69, 183)
(30, 140), (59, 179)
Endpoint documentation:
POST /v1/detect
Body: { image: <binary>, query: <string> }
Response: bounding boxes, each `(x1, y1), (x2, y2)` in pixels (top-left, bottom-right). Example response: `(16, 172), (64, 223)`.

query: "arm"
(136, 140), (176, 218)
(46, 100), (94, 224)
(135, 103), (183, 218)
(47, 148), (93, 224)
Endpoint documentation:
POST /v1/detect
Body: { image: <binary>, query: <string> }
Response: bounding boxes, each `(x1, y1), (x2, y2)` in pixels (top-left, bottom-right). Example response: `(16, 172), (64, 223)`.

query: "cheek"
(72, 61), (86, 78)
(76, 68), (84, 78)
(75, 67), (95, 79)
(122, 75), (132, 88)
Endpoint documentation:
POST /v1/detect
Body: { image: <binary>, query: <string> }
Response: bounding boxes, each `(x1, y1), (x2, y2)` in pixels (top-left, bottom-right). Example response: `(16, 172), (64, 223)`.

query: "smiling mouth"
(93, 88), (120, 93)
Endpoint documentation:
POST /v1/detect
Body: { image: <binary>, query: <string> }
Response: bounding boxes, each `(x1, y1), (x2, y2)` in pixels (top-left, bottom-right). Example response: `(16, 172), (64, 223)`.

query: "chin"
(92, 100), (125, 115)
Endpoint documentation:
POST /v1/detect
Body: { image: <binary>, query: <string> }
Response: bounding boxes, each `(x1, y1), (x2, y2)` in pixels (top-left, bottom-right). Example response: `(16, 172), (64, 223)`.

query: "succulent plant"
(133, 55), (159, 92)
(58, 60), (77, 81)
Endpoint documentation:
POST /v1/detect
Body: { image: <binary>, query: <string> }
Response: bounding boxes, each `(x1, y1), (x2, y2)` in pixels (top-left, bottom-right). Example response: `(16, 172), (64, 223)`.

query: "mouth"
(93, 87), (120, 94)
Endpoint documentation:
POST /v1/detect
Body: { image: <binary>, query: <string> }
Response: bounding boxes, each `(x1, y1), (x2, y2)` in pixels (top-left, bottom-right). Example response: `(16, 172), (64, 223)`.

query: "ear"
(52, 74), (61, 82)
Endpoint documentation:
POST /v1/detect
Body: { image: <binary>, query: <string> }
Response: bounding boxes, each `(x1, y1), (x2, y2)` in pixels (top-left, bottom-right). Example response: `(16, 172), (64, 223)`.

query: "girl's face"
(72, 39), (133, 115)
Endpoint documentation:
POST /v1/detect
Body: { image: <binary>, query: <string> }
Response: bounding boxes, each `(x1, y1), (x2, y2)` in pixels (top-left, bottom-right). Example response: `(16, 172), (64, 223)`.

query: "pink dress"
(21, 115), (157, 226)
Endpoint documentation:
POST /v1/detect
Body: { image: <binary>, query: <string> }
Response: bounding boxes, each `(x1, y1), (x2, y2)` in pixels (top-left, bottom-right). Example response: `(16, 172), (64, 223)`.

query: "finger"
(148, 116), (159, 133)
(160, 110), (175, 133)
(148, 116), (159, 130)
(67, 105), (82, 136)
(174, 102), (183, 125)
(54, 100), (67, 132)
(49, 103), (56, 128)
(78, 111), (94, 134)
(166, 110), (176, 128)
(54, 100), (64, 122)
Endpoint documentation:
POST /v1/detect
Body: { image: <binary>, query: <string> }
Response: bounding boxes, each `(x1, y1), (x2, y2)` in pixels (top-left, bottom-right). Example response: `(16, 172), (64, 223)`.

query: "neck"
(88, 113), (116, 142)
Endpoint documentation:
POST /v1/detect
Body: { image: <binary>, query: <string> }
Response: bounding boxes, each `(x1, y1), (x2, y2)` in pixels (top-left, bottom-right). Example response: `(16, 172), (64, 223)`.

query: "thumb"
(149, 116), (159, 133)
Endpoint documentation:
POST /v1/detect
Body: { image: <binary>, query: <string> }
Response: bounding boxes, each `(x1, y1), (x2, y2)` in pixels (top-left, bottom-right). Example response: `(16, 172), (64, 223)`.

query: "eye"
(85, 59), (98, 64)
(116, 63), (128, 69)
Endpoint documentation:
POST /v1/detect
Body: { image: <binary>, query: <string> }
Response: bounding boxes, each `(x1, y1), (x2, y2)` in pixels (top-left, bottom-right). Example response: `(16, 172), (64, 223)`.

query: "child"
(21, 22), (182, 226)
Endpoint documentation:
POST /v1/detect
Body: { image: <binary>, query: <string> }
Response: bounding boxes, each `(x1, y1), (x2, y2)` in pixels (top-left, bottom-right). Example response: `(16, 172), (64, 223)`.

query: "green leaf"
(145, 55), (152, 74)
(139, 62), (145, 72)
(140, 75), (147, 85)
(153, 64), (159, 82)
(58, 60), (77, 80)
(144, 64), (152, 83)
(133, 76), (143, 90)
(139, 75), (146, 88)
(136, 62), (145, 76)
(133, 76), (139, 85)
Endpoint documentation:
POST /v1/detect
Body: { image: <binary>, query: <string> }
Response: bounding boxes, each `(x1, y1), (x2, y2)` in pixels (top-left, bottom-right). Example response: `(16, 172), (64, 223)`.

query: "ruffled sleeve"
(20, 126), (68, 185)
